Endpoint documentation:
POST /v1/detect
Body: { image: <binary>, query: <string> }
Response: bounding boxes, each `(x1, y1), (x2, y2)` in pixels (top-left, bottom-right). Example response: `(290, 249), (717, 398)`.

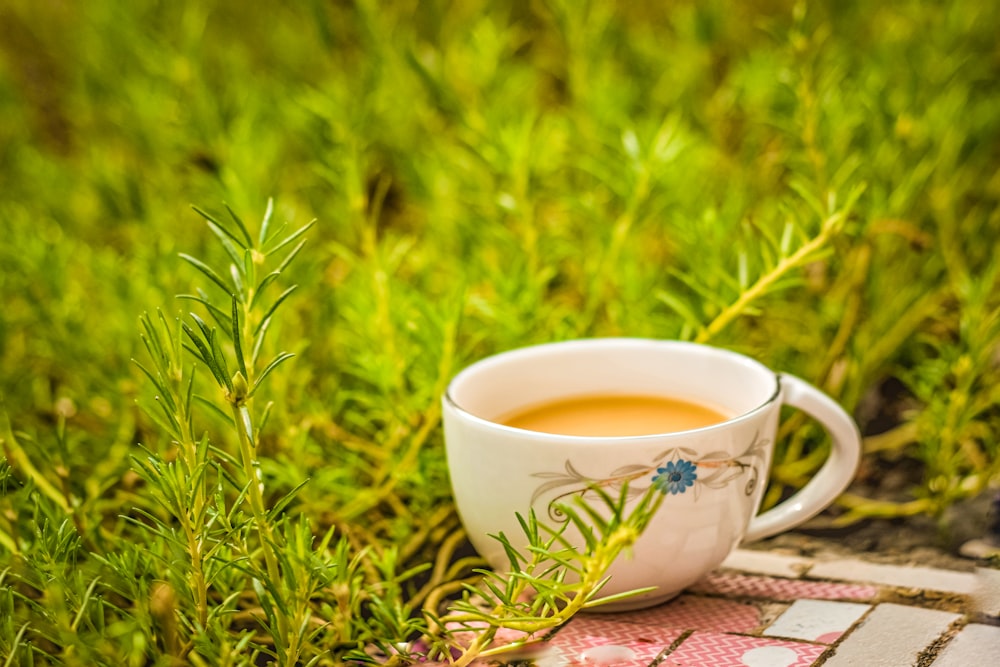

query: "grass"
(1, 0), (999, 663)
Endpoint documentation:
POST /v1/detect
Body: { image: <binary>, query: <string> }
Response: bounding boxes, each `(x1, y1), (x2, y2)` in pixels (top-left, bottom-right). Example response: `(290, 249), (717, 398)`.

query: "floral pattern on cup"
(652, 459), (699, 495)
(531, 432), (769, 521)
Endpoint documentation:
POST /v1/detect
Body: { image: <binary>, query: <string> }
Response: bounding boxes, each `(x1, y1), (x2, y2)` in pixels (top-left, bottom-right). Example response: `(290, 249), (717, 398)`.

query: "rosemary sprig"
(423, 484), (664, 666)
(129, 201), (674, 667)
(133, 200), (318, 665)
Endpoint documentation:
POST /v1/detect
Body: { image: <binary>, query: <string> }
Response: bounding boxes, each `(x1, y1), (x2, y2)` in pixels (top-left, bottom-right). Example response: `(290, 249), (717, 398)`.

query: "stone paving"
(479, 548), (1000, 667)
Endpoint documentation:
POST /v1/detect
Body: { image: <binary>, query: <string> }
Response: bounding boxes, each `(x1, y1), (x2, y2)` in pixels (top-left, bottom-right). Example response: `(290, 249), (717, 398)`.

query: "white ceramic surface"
(443, 338), (861, 610)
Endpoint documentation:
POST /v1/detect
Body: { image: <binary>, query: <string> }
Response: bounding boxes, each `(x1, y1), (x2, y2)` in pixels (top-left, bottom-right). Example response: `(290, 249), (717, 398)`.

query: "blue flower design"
(652, 459), (698, 495)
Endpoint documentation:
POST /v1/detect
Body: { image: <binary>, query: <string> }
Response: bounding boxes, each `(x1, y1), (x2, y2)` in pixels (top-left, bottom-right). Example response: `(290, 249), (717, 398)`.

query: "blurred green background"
(2, 0), (1000, 662)
(2, 0), (999, 554)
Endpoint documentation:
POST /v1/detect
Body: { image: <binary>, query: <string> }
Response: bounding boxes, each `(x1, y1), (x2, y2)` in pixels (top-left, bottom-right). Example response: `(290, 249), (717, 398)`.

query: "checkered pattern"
(547, 617), (681, 667)
(661, 632), (825, 667)
(616, 594), (760, 633)
(429, 554), (988, 667)
(689, 572), (879, 601)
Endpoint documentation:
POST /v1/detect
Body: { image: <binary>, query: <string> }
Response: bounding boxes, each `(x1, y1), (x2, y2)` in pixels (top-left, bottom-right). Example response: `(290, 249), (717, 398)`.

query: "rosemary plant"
(0, 202), (661, 667)
(3, 0), (1000, 663)
(129, 201), (326, 665)
(423, 485), (665, 667)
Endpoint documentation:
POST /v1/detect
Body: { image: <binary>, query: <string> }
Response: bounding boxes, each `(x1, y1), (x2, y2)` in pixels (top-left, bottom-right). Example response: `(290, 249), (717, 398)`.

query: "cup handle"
(743, 373), (862, 542)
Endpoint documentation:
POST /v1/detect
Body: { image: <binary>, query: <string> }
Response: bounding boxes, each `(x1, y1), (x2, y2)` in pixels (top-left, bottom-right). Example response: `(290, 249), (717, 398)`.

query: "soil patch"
(748, 488), (998, 571)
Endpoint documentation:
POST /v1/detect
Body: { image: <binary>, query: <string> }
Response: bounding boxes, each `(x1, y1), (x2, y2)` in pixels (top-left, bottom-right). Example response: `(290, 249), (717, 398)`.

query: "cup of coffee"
(442, 338), (861, 610)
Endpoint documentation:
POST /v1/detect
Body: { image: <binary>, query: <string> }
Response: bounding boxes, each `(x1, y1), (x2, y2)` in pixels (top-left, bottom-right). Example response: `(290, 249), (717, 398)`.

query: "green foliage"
(1, 0), (999, 662)
(1, 203), (658, 665)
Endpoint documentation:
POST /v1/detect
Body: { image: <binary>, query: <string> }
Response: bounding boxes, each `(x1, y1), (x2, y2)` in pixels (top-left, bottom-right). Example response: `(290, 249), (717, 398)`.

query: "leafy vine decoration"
(530, 432), (770, 522)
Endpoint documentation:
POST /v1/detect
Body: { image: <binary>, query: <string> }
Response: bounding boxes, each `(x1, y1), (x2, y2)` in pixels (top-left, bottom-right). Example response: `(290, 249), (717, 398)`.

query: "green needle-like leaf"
(224, 204), (255, 247)
(181, 321), (228, 389)
(179, 253), (232, 294)
(274, 237), (308, 274)
(259, 197), (275, 245)
(253, 285), (298, 338)
(231, 295), (248, 380)
(177, 292), (234, 333)
(249, 352), (295, 397)
(208, 328), (233, 393)
(192, 205), (246, 248)
(207, 220), (249, 264)
(250, 271), (282, 310)
(262, 219), (315, 257)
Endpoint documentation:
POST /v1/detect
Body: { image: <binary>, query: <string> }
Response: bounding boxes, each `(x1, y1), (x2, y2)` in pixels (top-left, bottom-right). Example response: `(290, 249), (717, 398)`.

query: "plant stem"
(696, 212), (841, 344)
(174, 365), (211, 637)
(229, 401), (290, 657)
(581, 161), (651, 333)
(180, 499), (209, 636)
(1, 424), (72, 515)
(0, 526), (17, 555)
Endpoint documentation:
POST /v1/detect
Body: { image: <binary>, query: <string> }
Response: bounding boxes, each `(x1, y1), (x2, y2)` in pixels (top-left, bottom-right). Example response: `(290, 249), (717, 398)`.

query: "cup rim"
(443, 337), (782, 442)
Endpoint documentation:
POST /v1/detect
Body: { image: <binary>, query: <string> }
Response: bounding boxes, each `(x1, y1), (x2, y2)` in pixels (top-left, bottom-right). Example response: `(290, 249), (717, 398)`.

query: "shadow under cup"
(443, 338), (791, 610)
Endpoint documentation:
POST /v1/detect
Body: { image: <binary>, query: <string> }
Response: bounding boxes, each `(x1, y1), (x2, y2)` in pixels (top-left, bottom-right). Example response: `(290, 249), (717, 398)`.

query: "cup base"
(582, 589), (682, 613)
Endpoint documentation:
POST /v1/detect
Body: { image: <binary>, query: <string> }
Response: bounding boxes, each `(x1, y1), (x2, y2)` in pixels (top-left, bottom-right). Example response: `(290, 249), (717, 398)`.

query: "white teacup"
(442, 338), (861, 610)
